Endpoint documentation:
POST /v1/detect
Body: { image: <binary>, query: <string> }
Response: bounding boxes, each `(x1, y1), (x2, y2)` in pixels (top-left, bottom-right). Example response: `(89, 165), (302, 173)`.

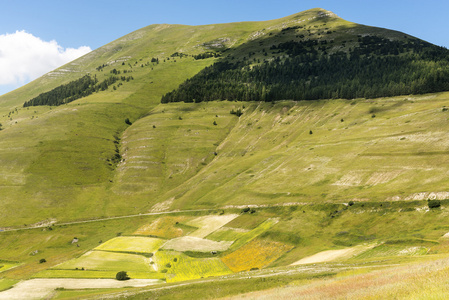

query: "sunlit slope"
(0, 59), (213, 225)
(138, 94), (449, 209)
(111, 102), (237, 204)
(0, 8), (440, 226)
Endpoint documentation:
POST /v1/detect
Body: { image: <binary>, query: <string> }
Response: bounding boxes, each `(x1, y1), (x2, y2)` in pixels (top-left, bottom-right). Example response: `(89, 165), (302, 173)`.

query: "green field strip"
(206, 227), (248, 242)
(0, 279), (19, 292)
(223, 214), (269, 230)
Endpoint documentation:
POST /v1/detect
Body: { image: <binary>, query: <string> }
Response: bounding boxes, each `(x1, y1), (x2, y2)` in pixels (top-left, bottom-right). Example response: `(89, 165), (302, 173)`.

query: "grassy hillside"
(0, 8), (438, 226)
(155, 94), (449, 210)
(1, 8), (449, 299)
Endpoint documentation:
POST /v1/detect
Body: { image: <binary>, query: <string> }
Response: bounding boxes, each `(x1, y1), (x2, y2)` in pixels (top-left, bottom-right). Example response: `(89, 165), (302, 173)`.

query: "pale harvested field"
(0, 278), (162, 300)
(186, 214), (239, 238)
(291, 245), (373, 265)
(162, 236), (233, 252)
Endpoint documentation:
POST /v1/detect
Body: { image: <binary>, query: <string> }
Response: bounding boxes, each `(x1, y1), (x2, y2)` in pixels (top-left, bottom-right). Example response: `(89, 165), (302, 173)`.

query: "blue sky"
(0, 0), (448, 95)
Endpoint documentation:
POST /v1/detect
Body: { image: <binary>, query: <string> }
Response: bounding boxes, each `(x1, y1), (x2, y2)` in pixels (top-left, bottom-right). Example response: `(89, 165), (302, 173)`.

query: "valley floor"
(2, 203), (449, 299)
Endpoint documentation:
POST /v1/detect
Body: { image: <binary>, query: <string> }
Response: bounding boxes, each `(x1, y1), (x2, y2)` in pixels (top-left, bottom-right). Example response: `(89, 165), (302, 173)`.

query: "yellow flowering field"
(221, 239), (294, 272)
(94, 236), (165, 253)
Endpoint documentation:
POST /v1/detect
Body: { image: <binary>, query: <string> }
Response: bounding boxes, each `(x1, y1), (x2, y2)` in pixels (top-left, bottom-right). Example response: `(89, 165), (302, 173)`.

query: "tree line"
(23, 75), (133, 107)
(161, 36), (449, 103)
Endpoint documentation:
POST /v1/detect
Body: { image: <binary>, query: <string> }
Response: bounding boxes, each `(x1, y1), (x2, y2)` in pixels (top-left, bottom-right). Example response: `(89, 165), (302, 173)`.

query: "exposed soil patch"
(0, 278), (161, 300)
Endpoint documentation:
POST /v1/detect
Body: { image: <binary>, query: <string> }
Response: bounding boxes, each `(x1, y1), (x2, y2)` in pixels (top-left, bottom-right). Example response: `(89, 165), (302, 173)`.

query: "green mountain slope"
(3, 9), (449, 299)
(0, 8), (448, 228)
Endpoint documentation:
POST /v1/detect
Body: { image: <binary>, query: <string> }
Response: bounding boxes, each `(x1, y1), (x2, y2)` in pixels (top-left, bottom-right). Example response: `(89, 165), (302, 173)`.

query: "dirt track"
(1, 209), (212, 232)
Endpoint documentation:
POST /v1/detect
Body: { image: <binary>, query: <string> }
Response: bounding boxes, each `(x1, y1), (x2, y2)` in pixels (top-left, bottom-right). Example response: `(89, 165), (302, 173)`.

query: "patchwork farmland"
(30, 213), (292, 285)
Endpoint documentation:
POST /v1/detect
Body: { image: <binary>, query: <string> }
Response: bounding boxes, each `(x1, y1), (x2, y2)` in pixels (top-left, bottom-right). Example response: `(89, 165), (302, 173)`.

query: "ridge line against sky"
(0, 0), (448, 96)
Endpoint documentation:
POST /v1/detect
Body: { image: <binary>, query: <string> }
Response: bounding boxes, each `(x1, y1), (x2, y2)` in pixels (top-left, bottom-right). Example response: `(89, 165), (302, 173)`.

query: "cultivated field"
(52, 251), (152, 273)
(185, 214), (239, 238)
(2, 207), (449, 299)
(206, 227), (248, 242)
(162, 236), (232, 252)
(221, 239), (294, 272)
(133, 216), (196, 238)
(154, 250), (232, 282)
(94, 236), (165, 253)
(0, 278), (162, 300)
(226, 218), (279, 253)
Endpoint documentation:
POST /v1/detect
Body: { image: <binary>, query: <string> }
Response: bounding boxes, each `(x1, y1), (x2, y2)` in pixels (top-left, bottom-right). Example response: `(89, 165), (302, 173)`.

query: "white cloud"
(0, 30), (91, 90)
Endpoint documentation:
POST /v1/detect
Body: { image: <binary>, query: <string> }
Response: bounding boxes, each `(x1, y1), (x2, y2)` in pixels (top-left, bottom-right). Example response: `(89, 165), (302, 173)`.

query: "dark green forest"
(161, 36), (449, 103)
(23, 74), (133, 107)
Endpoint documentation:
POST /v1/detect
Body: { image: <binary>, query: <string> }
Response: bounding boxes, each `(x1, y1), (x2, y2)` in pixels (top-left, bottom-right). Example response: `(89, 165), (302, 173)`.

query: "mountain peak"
(287, 7), (340, 20)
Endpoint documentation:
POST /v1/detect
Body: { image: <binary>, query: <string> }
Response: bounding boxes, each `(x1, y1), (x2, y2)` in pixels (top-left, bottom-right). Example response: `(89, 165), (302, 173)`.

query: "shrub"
(348, 201), (354, 206)
(116, 271), (130, 281)
(125, 118), (132, 125)
(39, 258), (46, 263)
(428, 200), (441, 209)
(230, 108), (243, 117)
(241, 207), (250, 213)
